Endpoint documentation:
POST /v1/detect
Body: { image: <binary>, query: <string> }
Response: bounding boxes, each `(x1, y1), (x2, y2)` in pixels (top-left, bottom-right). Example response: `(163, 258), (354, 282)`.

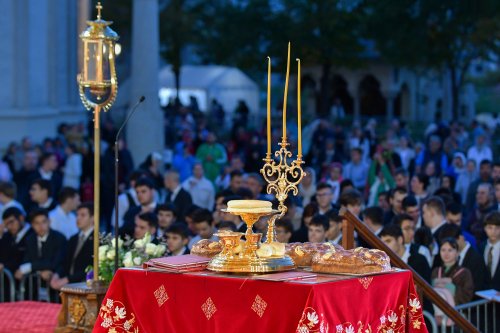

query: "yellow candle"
(282, 42), (291, 140)
(296, 58), (301, 157)
(267, 56), (271, 156)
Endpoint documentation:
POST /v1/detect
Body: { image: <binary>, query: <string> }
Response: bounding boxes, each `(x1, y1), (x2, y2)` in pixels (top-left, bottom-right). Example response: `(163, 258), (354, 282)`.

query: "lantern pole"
(93, 105), (101, 282)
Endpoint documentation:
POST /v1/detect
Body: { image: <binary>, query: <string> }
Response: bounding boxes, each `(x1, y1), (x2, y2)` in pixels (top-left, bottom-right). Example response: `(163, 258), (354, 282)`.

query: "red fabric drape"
(93, 268), (427, 333)
(0, 301), (61, 333)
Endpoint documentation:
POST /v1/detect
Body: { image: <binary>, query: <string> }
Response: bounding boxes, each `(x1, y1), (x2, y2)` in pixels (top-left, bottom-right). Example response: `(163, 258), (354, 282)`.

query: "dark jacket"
(22, 229), (67, 272)
(479, 241), (500, 291)
(58, 231), (94, 283)
(0, 227), (34, 272)
(165, 188), (192, 222)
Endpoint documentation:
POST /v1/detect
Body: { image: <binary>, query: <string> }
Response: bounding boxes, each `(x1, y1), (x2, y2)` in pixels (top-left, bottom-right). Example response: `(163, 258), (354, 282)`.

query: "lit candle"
(282, 42), (291, 140)
(267, 56), (271, 156)
(296, 58), (302, 157)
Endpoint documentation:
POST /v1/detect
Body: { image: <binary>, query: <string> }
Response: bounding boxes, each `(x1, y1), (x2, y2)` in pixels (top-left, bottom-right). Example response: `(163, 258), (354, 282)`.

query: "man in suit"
(438, 223), (489, 293)
(15, 209), (67, 283)
(164, 170), (192, 222)
(28, 179), (57, 214)
(50, 203), (94, 290)
(422, 196), (448, 259)
(0, 207), (33, 273)
(358, 206), (384, 248)
(121, 178), (158, 237)
(380, 224), (431, 282)
(480, 211), (500, 290)
(28, 153), (63, 200)
(383, 187), (408, 225)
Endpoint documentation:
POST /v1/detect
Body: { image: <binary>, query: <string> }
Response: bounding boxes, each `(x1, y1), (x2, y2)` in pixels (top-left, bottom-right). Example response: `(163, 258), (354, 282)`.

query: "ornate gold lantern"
(77, 2), (119, 284)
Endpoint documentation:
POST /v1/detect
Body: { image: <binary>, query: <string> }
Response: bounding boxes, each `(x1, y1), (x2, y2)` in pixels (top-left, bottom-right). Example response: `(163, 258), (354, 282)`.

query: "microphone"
(113, 96), (145, 272)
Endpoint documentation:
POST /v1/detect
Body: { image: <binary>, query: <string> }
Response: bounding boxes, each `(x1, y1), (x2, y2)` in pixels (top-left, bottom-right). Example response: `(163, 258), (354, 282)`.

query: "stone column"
(0, 0), (14, 108)
(127, 0), (164, 165)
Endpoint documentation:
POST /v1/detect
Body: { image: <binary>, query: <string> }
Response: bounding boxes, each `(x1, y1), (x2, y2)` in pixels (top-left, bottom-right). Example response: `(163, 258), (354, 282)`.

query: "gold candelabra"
(260, 43), (306, 244)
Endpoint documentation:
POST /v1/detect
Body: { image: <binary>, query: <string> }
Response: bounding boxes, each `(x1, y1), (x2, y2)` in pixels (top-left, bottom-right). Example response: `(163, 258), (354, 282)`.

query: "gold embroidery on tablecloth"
(154, 285), (169, 308)
(358, 277), (373, 290)
(296, 307), (329, 333)
(201, 297), (217, 320)
(251, 294), (267, 318)
(333, 293), (425, 333)
(99, 298), (139, 333)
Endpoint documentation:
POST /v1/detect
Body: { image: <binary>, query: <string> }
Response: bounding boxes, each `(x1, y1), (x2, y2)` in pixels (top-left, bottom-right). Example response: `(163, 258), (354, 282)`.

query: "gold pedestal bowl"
(207, 209), (295, 273)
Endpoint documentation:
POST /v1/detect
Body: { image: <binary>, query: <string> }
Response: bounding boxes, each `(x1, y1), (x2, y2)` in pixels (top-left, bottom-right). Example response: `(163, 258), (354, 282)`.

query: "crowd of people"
(0, 101), (498, 317)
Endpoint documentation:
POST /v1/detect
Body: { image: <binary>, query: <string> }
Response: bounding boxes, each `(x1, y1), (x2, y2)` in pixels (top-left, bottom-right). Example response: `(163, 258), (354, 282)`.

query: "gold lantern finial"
(96, 2), (103, 20)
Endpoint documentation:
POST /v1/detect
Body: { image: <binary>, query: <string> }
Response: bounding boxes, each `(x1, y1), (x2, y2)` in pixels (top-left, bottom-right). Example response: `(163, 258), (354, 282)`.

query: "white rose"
(134, 239), (145, 249)
(111, 238), (123, 249)
(155, 244), (167, 257)
(133, 257), (142, 266)
(145, 243), (157, 255)
(123, 255), (134, 267)
(98, 245), (109, 261)
(106, 250), (116, 260)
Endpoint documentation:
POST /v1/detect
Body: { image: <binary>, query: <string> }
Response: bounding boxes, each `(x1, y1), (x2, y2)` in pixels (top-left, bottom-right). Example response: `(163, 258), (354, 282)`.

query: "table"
(93, 268), (427, 333)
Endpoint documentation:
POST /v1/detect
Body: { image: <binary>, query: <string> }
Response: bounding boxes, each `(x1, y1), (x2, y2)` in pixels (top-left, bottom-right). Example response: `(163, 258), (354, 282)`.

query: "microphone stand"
(114, 96), (145, 272)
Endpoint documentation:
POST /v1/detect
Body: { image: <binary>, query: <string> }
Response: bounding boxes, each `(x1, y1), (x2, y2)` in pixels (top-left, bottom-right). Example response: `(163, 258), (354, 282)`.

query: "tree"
(365, 0), (500, 119)
(159, 0), (204, 100)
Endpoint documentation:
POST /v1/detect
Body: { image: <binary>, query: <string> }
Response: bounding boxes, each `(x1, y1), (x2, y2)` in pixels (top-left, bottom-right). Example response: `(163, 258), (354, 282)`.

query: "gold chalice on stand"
(207, 204), (295, 273)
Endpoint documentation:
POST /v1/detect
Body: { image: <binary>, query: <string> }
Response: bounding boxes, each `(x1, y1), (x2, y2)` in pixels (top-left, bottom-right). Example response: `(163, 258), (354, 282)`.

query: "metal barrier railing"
(0, 268), (16, 302)
(424, 299), (497, 333)
(18, 272), (55, 303)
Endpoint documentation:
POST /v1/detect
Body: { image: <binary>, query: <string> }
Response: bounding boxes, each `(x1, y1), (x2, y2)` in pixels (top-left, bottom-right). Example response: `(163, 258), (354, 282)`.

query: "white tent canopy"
(158, 65), (260, 115)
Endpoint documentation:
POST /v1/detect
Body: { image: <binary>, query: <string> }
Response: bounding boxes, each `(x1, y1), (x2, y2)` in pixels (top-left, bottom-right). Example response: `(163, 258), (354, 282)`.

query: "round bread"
(285, 242), (343, 267)
(226, 200), (273, 213)
(191, 239), (223, 258)
(311, 247), (391, 274)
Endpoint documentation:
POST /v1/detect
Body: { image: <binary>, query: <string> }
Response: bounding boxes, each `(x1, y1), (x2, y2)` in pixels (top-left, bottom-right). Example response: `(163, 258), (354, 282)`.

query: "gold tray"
(207, 254), (295, 274)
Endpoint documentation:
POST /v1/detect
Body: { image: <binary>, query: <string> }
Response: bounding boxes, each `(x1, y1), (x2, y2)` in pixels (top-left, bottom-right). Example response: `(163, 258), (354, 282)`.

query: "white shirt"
(38, 167), (53, 180)
(329, 233), (342, 245)
(401, 246), (411, 264)
(62, 153), (82, 189)
(467, 145), (493, 171)
(458, 241), (471, 266)
(182, 176), (215, 210)
(40, 198), (54, 209)
(15, 224), (31, 244)
(484, 241), (500, 278)
(170, 185), (182, 202)
(49, 206), (78, 239)
(112, 189), (139, 228)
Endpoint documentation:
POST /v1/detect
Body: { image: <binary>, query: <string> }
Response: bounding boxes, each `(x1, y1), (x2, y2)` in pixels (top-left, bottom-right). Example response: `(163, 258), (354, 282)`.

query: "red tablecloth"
(93, 268), (427, 333)
(0, 301), (61, 333)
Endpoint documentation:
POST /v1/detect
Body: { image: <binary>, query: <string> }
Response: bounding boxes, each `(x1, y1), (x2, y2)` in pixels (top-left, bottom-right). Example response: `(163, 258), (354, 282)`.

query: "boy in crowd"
(0, 181), (25, 217)
(402, 195), (422, 229)
(308, 214), (329, 243)
(445, 202), (476, 249)
(480, 211), (500, 290)
(188, 208), (218, 249)
(358, 206), (384, 248)
(29, 179), (57, 213)
(326, 210), (342, 245)
(384, 187), (408, 225)
(0, 207), (32, 274)
(275, 219), (293, 244)
(392, 213), (432, 267)
(49, 187), (80, 239)
(15, 209), (66, 283)
(338, 189), (362, 217)
(166, 224), (190, 256)
(380, 224), (431, 283)
(134, 212), (158, 242)
(50, 203), (94, 290)
(121, 178), (158, 237)
(157, 203), (176, 239)
(438, 223), (488, 293)
(495, 179), (500, 211)
(315, 183), (334, 215)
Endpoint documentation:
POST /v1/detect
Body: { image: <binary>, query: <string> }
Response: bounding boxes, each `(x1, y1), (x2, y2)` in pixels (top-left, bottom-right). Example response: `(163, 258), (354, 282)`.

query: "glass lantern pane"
(102, 42), (111, 81)
(85, 41), (99, 82)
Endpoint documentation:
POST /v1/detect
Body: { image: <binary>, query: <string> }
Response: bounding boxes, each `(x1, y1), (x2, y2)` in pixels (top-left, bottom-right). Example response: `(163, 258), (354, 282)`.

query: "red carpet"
(0, 301), (61, 333)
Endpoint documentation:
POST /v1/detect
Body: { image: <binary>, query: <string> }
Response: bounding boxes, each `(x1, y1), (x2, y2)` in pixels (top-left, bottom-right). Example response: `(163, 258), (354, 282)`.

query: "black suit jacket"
(59, 231), (94, 283)
(408, 252), (431, 283)
(461, 246), (488, 292)
(165, 188), (192, 222)
(121, 205), (160, 238)
(479, 241), (500, 291)
(29, 170), (63, 198)
(0, 227), (34, 272)
(22, 229), (67, 272)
